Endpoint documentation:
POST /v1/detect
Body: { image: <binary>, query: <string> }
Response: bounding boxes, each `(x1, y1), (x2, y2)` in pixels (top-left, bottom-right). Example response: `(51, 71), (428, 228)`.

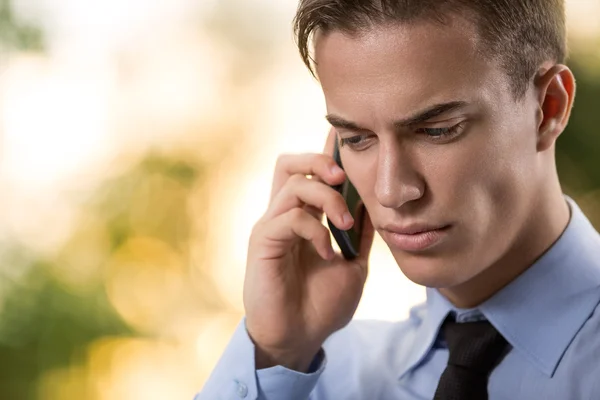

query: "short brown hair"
(293, 0), (566, 98)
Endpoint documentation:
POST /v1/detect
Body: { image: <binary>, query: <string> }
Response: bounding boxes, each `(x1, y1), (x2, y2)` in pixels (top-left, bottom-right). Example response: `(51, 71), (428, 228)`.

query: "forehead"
(313, 18), (511, 119)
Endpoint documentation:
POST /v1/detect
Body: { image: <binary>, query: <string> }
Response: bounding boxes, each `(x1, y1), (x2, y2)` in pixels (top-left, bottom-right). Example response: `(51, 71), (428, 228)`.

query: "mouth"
(380, 224), (452, 252)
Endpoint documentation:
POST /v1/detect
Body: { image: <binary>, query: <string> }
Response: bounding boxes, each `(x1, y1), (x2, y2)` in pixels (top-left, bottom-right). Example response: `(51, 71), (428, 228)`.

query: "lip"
(381, 223), (451, 252)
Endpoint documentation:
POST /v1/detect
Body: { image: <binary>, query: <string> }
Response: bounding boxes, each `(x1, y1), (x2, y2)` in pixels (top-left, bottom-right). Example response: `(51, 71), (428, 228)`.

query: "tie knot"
(442, 318), (509, 373)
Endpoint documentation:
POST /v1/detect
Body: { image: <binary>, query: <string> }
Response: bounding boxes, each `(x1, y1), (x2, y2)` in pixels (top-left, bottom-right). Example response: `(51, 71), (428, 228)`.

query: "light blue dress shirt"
(197, 198), (600, 400)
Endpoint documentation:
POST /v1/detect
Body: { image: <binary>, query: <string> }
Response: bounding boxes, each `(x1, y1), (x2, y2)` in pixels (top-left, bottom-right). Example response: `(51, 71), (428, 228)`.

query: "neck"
(439, 177), (570, 309)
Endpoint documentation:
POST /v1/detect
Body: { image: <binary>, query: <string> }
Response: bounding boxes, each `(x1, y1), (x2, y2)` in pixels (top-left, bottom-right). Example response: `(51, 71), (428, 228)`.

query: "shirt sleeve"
(195, 318), (326, 400)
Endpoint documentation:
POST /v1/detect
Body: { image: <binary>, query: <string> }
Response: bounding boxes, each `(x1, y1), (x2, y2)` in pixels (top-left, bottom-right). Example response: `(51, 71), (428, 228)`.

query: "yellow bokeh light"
(85, 337), (199, 400)
(105, 237), (186, 334)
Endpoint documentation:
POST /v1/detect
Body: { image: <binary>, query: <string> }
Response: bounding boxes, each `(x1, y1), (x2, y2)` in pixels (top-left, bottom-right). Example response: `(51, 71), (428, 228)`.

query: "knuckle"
(312, 153), (329, 169)
(250, 218), (265, 238)
(275, 153), (291, 170)
(248, 226), (262, 247)
(288, 207), (306, 222)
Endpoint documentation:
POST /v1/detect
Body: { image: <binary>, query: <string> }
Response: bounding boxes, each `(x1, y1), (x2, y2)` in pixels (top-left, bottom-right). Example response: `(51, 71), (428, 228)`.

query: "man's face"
(315, 18), (543, 289)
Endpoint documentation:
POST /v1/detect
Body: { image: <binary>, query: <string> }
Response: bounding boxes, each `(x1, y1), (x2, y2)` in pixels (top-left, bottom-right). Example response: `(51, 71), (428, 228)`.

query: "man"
(197, 0), (600, 399)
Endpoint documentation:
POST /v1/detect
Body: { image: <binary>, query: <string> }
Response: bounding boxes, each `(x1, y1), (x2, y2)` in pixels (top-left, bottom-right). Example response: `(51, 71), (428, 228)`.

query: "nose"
(374, 141), (424, 209)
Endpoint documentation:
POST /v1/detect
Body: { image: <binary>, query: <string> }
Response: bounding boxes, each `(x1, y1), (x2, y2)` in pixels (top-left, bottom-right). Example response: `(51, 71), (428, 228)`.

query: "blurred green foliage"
(558, 60), (600, 197)
(0, 256), (131, 398)
(0, 155), (199, 400)
(0, 152), (221, 398)
(0, 0), (44, 52)
(93, 155), (201, 252)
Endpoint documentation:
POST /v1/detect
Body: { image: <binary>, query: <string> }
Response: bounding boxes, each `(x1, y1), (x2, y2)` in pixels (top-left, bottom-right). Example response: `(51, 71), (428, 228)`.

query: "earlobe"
(534, 65), (576, 152)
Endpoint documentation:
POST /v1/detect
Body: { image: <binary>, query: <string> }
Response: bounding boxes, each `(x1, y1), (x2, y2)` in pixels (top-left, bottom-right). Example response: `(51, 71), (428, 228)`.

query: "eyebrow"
(325, 101), (469, 132)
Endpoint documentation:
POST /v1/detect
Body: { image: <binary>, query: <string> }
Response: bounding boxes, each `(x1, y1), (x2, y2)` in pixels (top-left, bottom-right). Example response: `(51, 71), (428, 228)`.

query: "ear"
(534, 64), (576, 152)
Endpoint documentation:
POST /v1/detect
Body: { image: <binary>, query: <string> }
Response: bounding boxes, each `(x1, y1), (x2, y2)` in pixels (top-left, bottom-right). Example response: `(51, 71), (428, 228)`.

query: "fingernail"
(331, 165), (344, 176)
(342, 212), (354, 227)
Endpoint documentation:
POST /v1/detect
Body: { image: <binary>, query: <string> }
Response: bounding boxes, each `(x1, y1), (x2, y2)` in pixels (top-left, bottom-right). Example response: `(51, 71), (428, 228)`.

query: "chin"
(390, 250), (468, 289)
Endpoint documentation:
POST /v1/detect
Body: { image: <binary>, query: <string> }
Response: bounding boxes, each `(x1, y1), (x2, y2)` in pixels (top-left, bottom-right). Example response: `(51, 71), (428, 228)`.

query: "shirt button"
(236, 381), (248, 398)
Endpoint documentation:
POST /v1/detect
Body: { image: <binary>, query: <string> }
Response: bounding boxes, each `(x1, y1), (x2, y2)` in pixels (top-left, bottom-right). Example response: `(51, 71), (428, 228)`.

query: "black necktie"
(433, 317), (509, 400)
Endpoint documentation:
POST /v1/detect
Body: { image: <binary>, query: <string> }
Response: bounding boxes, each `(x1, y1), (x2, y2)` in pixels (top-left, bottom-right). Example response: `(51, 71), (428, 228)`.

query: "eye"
(415, 122), (465, 142)
(339, 134), (373, 151)
(340, 136), (365, 146)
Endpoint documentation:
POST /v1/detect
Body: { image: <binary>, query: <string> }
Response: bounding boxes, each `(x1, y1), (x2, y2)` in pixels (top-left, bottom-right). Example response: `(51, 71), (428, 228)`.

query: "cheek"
(418, 134), (494, 204)
(442, 122), (537, 234)
(407, 126), (533, 251)
(481, 128), (536, 204)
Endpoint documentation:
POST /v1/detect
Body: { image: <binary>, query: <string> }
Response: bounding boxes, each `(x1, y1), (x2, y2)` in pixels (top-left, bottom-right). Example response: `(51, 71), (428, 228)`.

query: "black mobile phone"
(327, 139), (365, 260)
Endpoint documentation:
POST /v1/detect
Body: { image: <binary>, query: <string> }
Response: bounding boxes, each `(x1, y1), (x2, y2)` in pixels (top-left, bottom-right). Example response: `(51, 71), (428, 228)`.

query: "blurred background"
(0, 0), (598, 398)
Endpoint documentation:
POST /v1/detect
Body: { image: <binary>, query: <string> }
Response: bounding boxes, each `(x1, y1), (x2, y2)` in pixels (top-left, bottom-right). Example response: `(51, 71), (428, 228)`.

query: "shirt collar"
(398, 196), (600, 379)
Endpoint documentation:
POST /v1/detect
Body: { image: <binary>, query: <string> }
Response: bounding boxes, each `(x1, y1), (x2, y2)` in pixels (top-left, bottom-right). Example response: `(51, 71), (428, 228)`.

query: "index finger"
(269, 128), (341, 203)
(313, 127), (338, 184)
(304, 127), (340, 220)
(323, 127), (337, 157)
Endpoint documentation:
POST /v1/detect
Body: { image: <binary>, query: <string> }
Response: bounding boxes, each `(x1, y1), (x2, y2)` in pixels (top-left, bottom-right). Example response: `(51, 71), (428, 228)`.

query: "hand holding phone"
(243, 129), (375, 373)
